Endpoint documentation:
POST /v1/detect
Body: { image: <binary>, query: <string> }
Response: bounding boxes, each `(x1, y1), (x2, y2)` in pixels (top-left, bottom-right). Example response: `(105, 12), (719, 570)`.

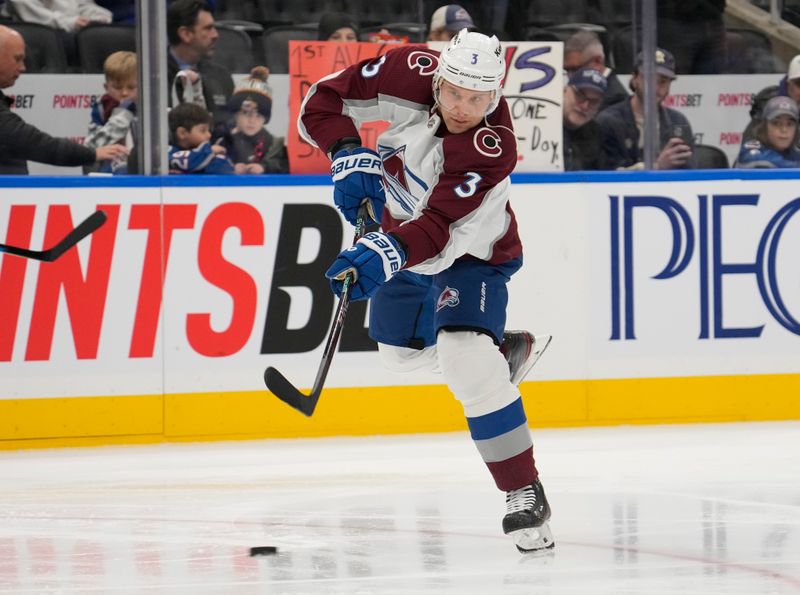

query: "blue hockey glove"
(330, 147), (386, 225)
(325, 232), (406, 300)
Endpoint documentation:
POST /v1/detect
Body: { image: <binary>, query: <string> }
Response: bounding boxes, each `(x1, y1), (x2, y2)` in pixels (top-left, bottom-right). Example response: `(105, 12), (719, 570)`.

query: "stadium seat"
(6, 22), (68, 73)
(214, 24), (255, 73)
(262, 23), (318, 74)
(523, 0), (588, 29)
(76, 24), (136, 74)
(341, 0), (420, 27)
(256, 0), (342, 29)
(610, 23), (637, 73)
(693, 144), (729, 169)
(723, 27), (783, 74)
(592, 0), (633, 32)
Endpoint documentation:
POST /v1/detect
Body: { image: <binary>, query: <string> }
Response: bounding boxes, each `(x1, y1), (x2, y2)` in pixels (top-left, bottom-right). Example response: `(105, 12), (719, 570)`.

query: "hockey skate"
(502, 477), (555, 553)
(501, 331), (552, 385)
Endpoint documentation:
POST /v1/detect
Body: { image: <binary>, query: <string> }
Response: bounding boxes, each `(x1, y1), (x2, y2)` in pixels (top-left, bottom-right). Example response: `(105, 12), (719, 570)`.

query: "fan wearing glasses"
(562, 68), (610, 171)
(563, 30), (628, 110)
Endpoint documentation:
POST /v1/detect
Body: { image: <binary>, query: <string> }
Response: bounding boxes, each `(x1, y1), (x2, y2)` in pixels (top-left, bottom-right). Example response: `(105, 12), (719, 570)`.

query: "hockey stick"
(264, 206), (369, 416)
(0, 210), (107, 262)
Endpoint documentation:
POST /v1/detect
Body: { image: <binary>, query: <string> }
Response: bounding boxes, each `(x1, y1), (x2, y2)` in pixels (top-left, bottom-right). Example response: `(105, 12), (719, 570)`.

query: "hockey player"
(299, 29), (554, 553)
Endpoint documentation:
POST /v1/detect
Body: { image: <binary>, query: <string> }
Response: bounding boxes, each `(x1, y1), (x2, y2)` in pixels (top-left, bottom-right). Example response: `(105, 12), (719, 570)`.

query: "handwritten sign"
(287, 41), (564, 173)
(287, 41), (398, 174)
(501, 42), (564, 171)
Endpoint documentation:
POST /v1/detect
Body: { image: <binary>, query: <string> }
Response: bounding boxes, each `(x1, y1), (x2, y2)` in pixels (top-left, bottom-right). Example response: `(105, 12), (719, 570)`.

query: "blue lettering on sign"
(609, 194), (800, 340)
(513, 47), (555, 93)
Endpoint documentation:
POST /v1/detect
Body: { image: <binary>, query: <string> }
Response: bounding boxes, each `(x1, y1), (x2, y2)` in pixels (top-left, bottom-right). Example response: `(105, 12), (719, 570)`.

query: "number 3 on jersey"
(455, 172), (482, 197)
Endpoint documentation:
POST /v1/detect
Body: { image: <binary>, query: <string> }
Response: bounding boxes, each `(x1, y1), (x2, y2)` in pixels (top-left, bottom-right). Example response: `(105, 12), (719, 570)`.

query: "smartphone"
(670, 124), (693, 145)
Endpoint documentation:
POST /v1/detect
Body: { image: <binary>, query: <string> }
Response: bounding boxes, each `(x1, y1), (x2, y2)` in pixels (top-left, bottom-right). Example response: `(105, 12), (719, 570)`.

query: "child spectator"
(737, 96), (800, 168)
(221, 66), (288, 174)
(84, 50), (136, 174)
(742, 54), (800, 144)
(168, 102), (233, 174)
(317, 12), (359, 41)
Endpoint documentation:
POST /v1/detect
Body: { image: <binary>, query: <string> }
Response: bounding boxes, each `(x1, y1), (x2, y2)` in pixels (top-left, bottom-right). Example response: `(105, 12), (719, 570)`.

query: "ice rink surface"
(0, 421), (798, 594)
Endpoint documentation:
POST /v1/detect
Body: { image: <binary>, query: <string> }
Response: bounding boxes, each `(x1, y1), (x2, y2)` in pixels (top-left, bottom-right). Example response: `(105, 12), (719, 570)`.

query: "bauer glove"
(325, 231), (405, 300)
(330, 147), (386, 225)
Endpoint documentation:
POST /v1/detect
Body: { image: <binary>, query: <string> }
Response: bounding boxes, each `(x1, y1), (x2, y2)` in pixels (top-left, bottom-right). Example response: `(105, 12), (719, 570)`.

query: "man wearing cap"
(595, 48), (695, 170)
(737, 96), (800, 168)
(742, 54), (800, 144)
(428, 4), (477, 41)
(563, 30), (628, 111)
(562, 68), (609, 171)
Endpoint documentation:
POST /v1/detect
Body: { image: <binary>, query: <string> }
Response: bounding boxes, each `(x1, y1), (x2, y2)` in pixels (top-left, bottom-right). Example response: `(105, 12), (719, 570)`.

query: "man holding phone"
(596, 48), (695, 170)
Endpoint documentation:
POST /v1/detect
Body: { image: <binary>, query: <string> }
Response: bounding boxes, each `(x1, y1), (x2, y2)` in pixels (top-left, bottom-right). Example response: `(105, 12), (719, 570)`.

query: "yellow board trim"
(1, 374), (798, 450)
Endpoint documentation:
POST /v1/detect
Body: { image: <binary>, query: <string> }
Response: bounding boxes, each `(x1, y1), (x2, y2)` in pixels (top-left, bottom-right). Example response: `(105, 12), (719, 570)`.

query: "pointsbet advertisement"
(1, 174), (798, 443)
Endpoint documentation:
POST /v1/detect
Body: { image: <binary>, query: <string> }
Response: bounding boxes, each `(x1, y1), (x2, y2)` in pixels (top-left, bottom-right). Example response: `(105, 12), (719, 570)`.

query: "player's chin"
(445, 119), (474, 134)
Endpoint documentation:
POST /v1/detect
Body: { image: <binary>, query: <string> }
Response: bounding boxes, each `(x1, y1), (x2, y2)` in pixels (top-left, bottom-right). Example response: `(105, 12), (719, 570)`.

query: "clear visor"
(436, 79), (495, 117)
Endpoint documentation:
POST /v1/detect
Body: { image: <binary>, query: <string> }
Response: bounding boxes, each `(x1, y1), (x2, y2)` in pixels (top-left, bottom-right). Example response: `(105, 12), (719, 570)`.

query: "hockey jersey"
(299, 45), (522, 275)
(168, 141), (234, 174)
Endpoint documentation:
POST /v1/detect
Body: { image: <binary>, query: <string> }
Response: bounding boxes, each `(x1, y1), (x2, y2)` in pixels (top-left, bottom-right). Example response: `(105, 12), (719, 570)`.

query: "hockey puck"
(249, 546), (278, 556)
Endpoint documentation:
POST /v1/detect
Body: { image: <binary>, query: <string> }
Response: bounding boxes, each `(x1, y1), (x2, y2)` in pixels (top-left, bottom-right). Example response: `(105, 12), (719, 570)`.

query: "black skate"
(500, 331), (552, 385)
(502, 477), (555, 553)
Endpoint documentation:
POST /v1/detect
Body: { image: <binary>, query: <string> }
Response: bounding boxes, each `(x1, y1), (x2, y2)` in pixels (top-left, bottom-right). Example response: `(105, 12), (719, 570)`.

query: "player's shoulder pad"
(361, 45), (439, 80)
(442, 121), (517, 181)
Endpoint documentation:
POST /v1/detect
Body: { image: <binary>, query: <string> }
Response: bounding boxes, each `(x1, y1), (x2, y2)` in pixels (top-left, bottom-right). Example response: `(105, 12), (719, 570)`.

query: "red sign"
(287, 41), (397, 174)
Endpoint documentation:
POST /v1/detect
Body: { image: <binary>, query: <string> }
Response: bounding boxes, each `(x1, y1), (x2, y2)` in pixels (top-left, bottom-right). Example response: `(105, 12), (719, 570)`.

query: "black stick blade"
(264, 366), (320, 417)
(0, 209), (107, 261)
(46, 210), (107, 261)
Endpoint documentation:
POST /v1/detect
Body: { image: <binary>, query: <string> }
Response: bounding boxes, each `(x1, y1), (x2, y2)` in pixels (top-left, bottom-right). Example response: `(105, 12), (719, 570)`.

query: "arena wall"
(1, 171), (798, 449)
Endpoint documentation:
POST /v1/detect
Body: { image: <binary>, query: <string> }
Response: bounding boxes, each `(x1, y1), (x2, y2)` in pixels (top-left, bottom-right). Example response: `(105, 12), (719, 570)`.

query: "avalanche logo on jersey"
(473, 127), (503, 158)
(379, 144), (428, 215)
(407, 51), (438, 76)
(436, 286), (460, 311)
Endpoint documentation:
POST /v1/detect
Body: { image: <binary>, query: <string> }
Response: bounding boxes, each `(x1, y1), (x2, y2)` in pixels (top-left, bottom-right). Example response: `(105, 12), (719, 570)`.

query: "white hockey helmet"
(433, 28), (505, 113)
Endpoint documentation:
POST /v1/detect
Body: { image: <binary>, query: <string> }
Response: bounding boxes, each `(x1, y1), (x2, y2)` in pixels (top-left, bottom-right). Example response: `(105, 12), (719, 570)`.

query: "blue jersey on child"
(168, 142), (234, 174)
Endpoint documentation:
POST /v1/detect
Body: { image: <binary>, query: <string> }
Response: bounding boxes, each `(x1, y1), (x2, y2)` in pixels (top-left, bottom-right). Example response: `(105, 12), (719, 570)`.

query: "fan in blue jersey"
(167, 102), (233, 174)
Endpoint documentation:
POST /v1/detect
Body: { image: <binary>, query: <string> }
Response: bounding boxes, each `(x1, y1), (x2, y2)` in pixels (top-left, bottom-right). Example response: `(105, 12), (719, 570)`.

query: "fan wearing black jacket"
(0, 25), (127, 174)
(167, 0), (234, 137)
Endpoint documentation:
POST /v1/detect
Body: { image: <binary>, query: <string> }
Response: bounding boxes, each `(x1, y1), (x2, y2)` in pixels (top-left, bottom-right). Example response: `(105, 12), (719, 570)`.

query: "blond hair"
(103, 51), (136, 83)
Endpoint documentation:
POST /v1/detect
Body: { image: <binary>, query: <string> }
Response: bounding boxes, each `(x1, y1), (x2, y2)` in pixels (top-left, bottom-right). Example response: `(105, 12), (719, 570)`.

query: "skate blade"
(509, 522), (555, 553)
(511, 334), (552, 385)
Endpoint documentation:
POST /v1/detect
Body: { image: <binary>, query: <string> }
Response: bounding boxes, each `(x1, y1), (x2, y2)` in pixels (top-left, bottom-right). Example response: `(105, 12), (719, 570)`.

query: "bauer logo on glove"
(325, 231), (406, 301)
(330, 155), (383, 179)
(330, 147), (386, 226)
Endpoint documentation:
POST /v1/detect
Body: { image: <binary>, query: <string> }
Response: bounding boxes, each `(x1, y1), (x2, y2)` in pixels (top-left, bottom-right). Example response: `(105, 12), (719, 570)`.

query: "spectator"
(658, 0), (726, 75)
(595, 48), (695, 170)
(317, 12), (359, 42)
(0, 25), (127, 174)
(167, 0), (233, 137)
(737, 96), (800, 168)
(743, 54), (800, 144)
(221, 66), (288, 174)
(168, 102), (233, 174)
(562, 68), (609, 171)
(83, 50), (136, 174)
(427, 4), (476, 42)
(563, 30), (627, 110)
(5, 0), (111, 32)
